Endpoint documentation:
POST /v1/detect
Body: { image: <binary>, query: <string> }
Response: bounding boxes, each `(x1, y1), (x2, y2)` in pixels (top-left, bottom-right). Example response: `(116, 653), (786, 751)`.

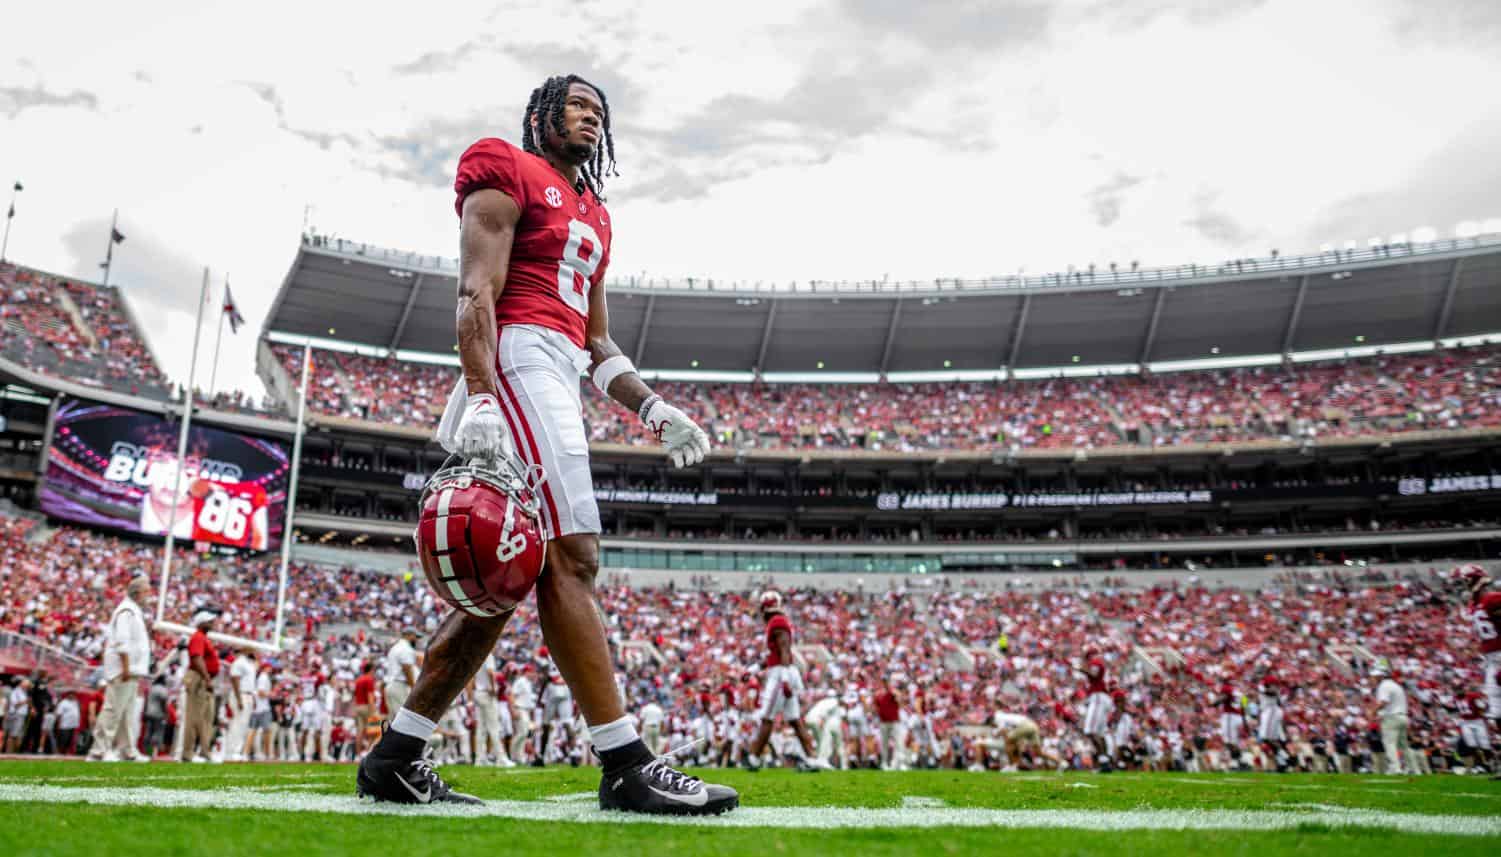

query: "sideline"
(0, 784), (1497, 835)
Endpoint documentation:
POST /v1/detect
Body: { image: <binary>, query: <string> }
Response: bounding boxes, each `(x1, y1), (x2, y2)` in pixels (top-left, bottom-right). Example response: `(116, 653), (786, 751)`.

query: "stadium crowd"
(269, 341), (1501, 452)
(0, 262), (169, 398)
(1, 511), (1494, 775)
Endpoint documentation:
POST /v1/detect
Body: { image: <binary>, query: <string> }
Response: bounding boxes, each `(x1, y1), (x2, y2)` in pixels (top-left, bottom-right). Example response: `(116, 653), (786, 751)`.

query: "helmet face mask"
(413, 456), (546, 618)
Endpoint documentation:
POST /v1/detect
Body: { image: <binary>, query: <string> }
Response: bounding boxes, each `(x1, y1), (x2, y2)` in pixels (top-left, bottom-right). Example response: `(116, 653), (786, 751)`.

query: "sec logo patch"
(544, 186), (564, 208)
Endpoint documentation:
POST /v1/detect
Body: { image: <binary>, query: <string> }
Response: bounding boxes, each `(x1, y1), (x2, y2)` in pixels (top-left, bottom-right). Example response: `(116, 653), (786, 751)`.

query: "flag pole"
(101, 209), (118, 287)
(273, 340), (312, 650)
(207, 275), (228, 398)
(1, 182), (18, 264)
(156, 267), (211, 624)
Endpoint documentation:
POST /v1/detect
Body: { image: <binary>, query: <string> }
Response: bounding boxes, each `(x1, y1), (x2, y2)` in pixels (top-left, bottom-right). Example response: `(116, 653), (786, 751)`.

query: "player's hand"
(642, 398), (710, 468)
(456, 393), (508, 462)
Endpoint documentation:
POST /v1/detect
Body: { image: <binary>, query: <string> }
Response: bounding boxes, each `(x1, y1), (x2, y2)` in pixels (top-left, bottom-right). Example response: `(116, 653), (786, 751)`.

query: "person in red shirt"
(358, 73), (731, 817)
(352, 661), (377, 757)
(180, 610), (220, 762)
(874, 680), (903, 769)
(743, 591), (821, 770)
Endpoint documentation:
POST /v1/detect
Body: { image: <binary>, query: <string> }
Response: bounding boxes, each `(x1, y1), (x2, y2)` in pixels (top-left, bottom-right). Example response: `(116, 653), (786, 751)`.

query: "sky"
(2, 0), (1499, 399)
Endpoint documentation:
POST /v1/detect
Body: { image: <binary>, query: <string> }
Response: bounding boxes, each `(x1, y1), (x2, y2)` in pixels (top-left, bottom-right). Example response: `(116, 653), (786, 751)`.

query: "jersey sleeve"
(1480, 592), (1501, 611)
(454, 138), (527, 216)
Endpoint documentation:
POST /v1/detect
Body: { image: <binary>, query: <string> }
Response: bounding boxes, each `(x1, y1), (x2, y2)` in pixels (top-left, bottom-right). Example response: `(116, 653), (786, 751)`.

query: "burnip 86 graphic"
(39, 397), (290, 550)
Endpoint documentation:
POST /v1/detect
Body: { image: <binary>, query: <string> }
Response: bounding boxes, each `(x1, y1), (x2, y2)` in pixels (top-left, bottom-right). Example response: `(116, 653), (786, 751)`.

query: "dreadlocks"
(521, 74), (618, 201)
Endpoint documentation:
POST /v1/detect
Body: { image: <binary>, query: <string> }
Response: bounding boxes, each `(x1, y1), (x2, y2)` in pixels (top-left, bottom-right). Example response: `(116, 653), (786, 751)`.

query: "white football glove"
(455, 393), (509, 462)
(641, 396), (710, 468)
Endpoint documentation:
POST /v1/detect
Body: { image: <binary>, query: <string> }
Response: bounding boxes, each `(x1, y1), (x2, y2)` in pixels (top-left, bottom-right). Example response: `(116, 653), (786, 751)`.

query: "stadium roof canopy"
(264, 233), (1501, 374)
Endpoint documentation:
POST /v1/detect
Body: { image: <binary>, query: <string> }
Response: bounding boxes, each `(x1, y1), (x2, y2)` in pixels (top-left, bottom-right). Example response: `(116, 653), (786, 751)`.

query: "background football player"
(743, 590), (824, 770)
(1454, 564), (1501, 779)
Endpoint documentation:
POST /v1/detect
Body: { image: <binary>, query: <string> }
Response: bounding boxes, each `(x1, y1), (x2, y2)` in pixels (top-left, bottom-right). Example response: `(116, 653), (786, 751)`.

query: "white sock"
(588, 715), (639, 752)
(390, 708), (437, 742)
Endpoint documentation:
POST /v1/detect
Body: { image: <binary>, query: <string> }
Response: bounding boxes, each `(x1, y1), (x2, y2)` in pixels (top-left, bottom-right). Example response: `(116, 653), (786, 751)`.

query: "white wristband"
(591, 355), (636, 395)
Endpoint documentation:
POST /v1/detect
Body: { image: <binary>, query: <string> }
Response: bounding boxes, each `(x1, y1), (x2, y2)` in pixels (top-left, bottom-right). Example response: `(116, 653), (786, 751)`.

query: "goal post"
(150, 271), (303, 655)
(152, 620), (283, 655)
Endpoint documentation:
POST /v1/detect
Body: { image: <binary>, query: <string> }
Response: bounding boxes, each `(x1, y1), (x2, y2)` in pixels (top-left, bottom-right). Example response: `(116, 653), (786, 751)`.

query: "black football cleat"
(599, 756), (739, 816)
(356, 731), (482, 806)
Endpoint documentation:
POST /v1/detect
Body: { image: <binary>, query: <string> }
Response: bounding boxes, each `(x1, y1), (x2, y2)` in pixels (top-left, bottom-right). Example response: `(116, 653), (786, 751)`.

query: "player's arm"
(584, 277), (710, 468)
(458, 189), (519, 398)
(770, 627), (794, 667)
(451, 188), (521, 459)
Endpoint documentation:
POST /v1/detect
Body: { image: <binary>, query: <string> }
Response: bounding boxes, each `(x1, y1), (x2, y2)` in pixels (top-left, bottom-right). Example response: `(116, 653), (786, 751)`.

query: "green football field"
(2, 760), (1499, 856)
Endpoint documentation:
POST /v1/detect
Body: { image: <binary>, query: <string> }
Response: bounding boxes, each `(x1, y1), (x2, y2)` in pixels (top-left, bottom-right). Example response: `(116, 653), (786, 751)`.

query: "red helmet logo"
(414, 458), (546, 617)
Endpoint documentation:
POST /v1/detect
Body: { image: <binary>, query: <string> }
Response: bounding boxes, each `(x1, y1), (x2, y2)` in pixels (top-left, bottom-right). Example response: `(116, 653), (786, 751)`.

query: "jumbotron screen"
(39, 397), (290, 551)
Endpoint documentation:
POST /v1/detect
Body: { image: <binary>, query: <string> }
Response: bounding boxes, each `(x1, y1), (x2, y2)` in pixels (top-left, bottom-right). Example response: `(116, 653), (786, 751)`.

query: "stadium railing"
(302, 230), (1501, 295)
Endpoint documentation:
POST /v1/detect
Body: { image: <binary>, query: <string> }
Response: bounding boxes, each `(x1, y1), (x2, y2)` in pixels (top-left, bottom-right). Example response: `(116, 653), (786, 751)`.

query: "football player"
(356, 74), (731, 814)
(1256, 671), (1290, 772)
(1454, 564), (1501, 778)
(467, 652), (509, 766)
(537, 668), (573, 766)
(1217, 682), (1249, 771)
(744, 591), (824, 770)
(803, 689), (848, 769)
(1075, 651), (1114, 772)
(1456, 690), (1493, 775)
(842, 687), (872, 768)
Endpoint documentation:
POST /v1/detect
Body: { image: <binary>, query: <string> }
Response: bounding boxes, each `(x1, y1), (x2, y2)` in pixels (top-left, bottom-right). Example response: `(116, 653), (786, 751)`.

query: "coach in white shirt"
(383, 628), (420, 717)
(1372, 665), (1418, 776)
(89, 576), (152, 762)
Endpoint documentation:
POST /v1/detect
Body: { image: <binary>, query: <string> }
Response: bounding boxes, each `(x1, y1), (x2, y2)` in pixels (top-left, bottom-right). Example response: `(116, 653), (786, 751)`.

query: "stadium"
(4, 5), (1501, 856)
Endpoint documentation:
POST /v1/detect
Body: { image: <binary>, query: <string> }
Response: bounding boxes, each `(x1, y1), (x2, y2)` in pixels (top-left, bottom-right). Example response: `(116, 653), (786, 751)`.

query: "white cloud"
(1, 0), (1496, 396)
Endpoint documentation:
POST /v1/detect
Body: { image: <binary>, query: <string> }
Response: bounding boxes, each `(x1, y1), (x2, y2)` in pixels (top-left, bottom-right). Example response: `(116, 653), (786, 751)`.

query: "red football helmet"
(414, 457), (546, 617)
(1451, 564), (1491, 593)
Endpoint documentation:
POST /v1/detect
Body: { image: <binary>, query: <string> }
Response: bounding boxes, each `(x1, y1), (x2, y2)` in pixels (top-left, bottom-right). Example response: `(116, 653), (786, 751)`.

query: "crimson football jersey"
(764, 613), (794, 667)
(190, 481), (270, 551)
(1469, 591), (1501, 654)
(1083, 658), (1107, 695)
(453, 138), (613, 350)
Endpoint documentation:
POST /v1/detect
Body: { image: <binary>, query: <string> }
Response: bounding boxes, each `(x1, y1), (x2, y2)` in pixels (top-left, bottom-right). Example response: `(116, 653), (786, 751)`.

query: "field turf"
(1, 760), (1498, 856)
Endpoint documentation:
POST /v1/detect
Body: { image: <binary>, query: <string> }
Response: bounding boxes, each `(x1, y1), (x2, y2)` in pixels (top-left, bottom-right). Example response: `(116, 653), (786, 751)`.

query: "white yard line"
(1159, 775), (1501, 800)
(0, 784), (1496, 836)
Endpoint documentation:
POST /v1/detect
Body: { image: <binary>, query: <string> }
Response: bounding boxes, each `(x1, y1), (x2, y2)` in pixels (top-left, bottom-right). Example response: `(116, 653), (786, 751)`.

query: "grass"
(1, 760), (1498, 856)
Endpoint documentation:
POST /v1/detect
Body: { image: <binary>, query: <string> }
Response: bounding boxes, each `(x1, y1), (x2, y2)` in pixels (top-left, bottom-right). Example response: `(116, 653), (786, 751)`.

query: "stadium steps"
(49, 286), (98, 350)
(254, 338), (300, 418)
(1100, 401), (1146, 446)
